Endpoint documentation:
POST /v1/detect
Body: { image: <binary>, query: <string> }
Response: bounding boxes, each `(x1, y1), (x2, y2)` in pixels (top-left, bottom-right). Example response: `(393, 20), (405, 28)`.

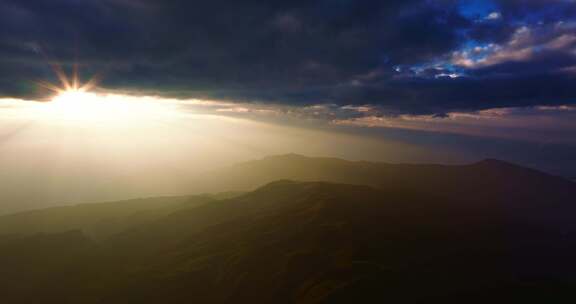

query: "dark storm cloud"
(1, 0), (576, 113)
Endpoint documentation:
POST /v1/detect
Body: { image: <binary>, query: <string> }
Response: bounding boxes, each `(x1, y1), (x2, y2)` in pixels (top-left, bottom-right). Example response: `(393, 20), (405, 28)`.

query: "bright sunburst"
(29, 60), (180, 124)
(48, 90), (125, 122)
(39, 90), (180, 124)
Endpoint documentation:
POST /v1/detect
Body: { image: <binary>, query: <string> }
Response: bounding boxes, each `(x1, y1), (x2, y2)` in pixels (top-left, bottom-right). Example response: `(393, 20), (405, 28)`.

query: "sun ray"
(79, 72), (104, 92)
(47, 61), (72, 91)
(34, 80), (65, 94)
(35, 60), (103, 97)
(72, 61), (79, 91)
(33, 43), (101, 95)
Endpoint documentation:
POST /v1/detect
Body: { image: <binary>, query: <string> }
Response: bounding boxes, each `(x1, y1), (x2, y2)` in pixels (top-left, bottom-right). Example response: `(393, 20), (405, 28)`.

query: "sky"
(0, 0), (576, 212)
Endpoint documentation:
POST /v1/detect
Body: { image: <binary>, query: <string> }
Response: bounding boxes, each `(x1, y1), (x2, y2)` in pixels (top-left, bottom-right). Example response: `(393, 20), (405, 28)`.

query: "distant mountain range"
(193, 153), (574, 192)
(1, 155), (575, 303)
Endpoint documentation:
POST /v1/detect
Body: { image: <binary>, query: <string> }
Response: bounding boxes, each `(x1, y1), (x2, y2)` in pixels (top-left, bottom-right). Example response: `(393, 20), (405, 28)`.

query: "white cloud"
(485, 12), (501, 20)
(450, 24), (576, 69)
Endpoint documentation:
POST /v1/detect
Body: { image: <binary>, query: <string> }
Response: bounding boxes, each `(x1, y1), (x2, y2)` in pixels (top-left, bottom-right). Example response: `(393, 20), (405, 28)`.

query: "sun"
(28, 60), (182, 126)
(48, 90), (113, 122)
(29, 59), (176, 124)
(39, 89), (179, 125)
(52, 90), (99, 106)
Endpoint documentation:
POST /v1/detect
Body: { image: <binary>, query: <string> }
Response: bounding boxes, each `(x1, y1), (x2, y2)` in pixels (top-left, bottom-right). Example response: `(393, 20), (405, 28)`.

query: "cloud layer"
(0, 0), (576, 114)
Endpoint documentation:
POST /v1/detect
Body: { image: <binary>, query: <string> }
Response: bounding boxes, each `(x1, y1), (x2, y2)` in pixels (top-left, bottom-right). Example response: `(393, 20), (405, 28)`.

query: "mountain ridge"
(1, 155), (576, 302)
(1, 155), (573, 240)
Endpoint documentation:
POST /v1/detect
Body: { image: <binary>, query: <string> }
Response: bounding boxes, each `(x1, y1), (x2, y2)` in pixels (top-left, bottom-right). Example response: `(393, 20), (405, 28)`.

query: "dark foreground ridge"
(1, 156), (576, 303)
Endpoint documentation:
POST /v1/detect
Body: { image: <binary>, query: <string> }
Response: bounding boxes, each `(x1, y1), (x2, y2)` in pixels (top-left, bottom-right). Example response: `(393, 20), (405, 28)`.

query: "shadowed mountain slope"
(0, 156), (575, 303)
(198, 154), (575, 195)
(0, 192), (242, 240)
(98, 177), (576, 303)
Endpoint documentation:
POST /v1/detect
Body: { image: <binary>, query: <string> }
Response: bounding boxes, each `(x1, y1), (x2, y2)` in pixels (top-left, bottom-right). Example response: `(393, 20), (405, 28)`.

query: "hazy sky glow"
(0, 93), (450, 212)
(0, 0), (576, 212)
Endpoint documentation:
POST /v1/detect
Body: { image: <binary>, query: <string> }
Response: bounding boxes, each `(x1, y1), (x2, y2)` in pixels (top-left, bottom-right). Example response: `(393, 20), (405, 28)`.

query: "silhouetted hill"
(200, 154), (575, 200)
(0, 193), (242, 240)
(95, 179), (575, 303)
(0, 230), (94, 303)
(1, 156), (575, 303)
